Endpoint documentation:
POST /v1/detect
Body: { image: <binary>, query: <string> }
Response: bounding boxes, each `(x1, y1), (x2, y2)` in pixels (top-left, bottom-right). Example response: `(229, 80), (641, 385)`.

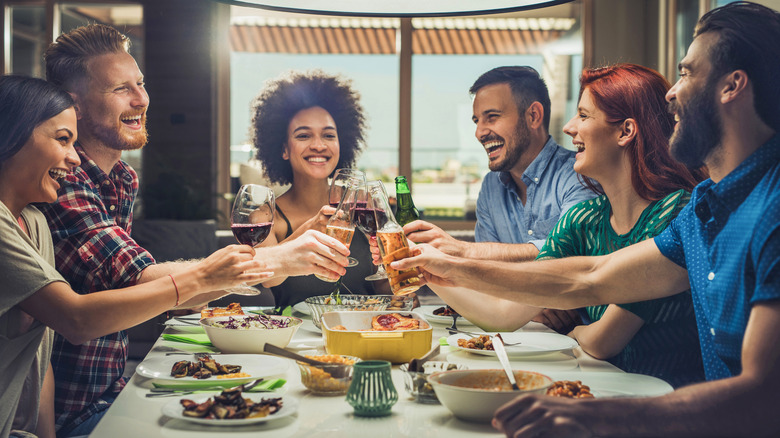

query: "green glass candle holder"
(345, 360), (398, 417)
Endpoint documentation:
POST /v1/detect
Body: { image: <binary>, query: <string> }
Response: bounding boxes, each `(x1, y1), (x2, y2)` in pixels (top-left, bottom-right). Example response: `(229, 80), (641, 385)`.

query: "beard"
(79, 112), (148, 152)
(669, 77), (722, 168)
(488, 117), (531, 172)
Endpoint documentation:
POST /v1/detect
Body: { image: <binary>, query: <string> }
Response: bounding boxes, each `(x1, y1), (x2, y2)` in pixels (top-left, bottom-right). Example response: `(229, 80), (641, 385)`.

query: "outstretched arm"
(391, 238), (689, 309)
(259, 229), (350, 287)
(427, 284), (543, 332)
(492, 301), (780, 438)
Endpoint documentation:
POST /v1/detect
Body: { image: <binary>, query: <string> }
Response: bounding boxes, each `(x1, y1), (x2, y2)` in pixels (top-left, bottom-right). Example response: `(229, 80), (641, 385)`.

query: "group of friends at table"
(1, 1), (778, 437)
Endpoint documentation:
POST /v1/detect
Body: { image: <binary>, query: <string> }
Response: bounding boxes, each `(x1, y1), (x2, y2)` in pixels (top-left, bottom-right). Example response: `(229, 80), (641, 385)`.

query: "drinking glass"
(367, 182), (422, 296)
(328, 169), (366, 266)
(355, 180), (389, 281)
(315, 176), (361, 282)
(227, 184), (275, 296)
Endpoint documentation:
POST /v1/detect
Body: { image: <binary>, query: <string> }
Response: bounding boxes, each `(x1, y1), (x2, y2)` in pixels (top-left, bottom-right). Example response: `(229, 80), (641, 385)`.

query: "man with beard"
(391, 2), (780, 436)
(403, 66), (595, 331)
(39, 24), (349, 437)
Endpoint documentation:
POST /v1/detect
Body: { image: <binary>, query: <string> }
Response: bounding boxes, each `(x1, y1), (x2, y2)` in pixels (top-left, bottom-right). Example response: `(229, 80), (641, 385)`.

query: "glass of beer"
(367, 182), (422, 295)
(315, 175), (361, 282)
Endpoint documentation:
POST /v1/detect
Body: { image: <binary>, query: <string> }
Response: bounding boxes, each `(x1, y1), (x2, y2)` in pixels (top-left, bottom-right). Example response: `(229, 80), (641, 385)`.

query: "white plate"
(162, 394), (298, 426)
(447, 332), (579, 357)
(414, 305), (475, 326)
(292, 302), (311, 316)
(545, 372), (673, 398)
(137, 354), (288, 383)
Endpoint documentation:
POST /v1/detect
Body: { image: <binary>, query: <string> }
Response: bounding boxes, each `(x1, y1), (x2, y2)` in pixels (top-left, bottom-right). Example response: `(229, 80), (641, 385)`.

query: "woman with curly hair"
(252, 71), (388, 308)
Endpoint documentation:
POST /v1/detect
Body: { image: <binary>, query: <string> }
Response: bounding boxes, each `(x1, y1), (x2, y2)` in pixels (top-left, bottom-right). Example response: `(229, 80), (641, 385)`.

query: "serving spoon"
(262, 343), (349, 378)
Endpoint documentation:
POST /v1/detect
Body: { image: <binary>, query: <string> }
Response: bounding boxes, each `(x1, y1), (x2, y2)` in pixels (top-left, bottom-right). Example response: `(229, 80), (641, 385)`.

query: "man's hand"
(532, 309), (582, 334)
(493, 394), (597, 438)
(404, 220), (467, 257)
(389, 244), (461, 288)
(260, 229), (349, 282)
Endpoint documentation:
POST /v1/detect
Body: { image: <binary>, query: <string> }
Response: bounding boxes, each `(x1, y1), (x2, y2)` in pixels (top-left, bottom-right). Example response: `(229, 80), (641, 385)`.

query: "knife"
(493, 334), (520, 391)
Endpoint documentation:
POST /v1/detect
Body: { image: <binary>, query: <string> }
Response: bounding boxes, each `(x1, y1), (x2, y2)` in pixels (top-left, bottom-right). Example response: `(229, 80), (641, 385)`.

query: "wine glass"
(355, 180), (389, 281)
(227, 184), (275, 295)
(329, 168), (366, 266)
(315, 176), (361, 283)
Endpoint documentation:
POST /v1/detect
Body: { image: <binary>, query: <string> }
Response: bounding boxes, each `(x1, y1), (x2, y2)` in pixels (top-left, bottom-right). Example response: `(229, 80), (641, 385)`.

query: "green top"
(537, 189), (704, 387)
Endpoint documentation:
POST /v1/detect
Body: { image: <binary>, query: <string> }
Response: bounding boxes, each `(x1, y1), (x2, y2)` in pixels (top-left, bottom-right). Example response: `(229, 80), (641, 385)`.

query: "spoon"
(492, 334), (520, 391)
(408, 345), (440, 373)
(263, 343), (348, 378)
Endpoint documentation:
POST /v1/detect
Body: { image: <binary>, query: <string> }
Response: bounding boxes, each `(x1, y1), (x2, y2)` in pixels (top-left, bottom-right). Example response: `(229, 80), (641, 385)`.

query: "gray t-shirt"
(0, 202), (65, 438)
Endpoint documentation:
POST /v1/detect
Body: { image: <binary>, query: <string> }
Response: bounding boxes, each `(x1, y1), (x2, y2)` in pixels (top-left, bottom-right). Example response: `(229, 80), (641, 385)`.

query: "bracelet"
(168, 274), (180, 307)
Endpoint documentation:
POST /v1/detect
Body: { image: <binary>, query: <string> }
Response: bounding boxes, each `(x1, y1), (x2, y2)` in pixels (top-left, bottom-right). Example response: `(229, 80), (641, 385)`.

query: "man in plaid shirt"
(40, 24), (350, 437)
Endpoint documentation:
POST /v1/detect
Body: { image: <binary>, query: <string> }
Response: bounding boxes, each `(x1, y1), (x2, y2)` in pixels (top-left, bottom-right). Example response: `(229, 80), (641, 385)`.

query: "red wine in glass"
(355, 207), (387, 238)
(231, 222), (273, 247)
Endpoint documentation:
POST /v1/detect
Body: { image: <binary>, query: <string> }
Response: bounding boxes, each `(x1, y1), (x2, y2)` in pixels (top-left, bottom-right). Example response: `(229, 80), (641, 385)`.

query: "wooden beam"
(398, 17), (412, 183)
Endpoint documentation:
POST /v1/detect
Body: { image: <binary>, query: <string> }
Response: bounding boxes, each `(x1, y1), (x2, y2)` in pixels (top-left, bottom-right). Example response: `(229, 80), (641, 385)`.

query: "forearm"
(36, 363), (56, 438)
(462, 241), (539, 262)
(139, 261), (226, 308)
(431, 285), (541, 331)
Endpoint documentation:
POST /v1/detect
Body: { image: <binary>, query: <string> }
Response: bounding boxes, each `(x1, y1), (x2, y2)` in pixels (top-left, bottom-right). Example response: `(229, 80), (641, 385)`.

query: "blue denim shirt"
(655, 134), (780, 380)
(475, 136), (596, 249)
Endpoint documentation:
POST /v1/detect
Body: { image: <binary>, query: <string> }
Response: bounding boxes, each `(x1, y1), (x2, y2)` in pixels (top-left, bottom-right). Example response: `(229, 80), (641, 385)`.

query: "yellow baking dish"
(321, 311), (433, 363)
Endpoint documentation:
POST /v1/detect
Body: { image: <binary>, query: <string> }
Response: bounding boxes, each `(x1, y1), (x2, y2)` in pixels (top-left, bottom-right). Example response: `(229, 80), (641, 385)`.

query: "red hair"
(579, 64), (705, 200)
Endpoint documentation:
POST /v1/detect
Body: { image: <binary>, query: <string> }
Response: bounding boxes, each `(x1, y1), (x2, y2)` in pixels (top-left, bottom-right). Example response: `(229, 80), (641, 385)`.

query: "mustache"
(667, 100), (680, 115)
(480, 134), (503, 144)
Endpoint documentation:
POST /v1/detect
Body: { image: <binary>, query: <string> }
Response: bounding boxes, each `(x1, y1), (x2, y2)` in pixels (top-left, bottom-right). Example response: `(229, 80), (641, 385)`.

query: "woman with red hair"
(434, 64), (705, 387)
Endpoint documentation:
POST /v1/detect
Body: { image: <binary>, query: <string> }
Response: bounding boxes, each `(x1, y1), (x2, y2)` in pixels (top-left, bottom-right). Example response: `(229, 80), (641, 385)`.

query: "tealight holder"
(345, 360), (398, 416)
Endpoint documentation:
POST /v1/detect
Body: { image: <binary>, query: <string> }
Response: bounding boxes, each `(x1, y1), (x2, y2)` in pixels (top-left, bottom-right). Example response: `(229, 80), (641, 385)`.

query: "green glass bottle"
(394, 176), (420, 226)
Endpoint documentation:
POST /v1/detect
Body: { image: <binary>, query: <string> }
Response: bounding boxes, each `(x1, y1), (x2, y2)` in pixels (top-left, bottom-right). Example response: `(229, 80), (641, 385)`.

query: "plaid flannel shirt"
(37, 144), (155, 435)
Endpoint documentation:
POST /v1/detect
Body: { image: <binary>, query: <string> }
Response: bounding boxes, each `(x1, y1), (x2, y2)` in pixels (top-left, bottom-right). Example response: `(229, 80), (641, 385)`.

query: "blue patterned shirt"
(655, 134), (780, 380)
(475, 136), (597, 248)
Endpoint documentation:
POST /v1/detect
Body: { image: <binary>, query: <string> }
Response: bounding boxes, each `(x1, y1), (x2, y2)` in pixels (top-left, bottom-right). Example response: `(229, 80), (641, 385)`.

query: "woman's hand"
(259, 229), (350, 281)
(191, 244), (272, 291)
(293, 205), (337, 237)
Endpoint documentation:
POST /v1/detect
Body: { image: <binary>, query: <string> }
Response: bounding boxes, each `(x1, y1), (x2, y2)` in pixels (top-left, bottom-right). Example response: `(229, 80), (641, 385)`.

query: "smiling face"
(283, 106), (339, 181)
(2, 108), (80, 206)
(563, 88), (624, 181)
(666, 32), (723, 168)
(472, 83), (531, 173)
(74, 51), (149, 152)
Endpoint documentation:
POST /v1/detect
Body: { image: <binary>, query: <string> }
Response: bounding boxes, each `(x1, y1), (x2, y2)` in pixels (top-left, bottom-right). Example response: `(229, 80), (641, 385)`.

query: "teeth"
(49, 169), (67, 180)
(121, 115), (142, 122)
(674, 114), (680, 122)
(484, 141), (503, 152)
(307, 157), (327, 163)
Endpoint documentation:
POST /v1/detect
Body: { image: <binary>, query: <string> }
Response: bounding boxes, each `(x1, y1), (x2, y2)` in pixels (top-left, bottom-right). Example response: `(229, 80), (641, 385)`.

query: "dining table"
(89, 304), (668, 438)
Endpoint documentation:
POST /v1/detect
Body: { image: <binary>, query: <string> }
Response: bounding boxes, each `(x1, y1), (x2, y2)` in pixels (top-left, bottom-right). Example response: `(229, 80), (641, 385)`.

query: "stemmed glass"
(227, 184), (275, 296)
(355, 180), (389, 281)
(329, 169), (366, 267)
(315, 175), (361, 284)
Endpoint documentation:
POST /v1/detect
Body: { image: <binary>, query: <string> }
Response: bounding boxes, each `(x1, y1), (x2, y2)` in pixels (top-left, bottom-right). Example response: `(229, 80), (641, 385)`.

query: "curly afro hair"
(251, 71), (367, 185)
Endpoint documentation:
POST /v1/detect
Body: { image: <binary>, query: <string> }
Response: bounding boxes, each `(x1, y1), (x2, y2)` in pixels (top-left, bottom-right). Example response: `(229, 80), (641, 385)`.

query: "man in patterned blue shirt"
(404, 67), (595, 331)
(392, 2), (780, 436)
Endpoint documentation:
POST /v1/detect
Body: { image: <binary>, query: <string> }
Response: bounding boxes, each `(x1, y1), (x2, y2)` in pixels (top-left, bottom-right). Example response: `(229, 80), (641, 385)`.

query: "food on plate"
(546, 380), (595, 398)
(180, 387), (283, 419)
(433, 305), (460, 317)
(208, 314), (294, 330)
(201, 302), (244, 319)
(297, 354), (357, 394)
(217, 372), (251, 379)
(457, 334), (495, 351)
(371, 313), (426, 331)
(170, 355), (242, 379)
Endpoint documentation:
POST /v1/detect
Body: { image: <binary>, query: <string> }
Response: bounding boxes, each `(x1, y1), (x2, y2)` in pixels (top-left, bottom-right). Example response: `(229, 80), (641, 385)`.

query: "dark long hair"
(251, 71), (366, 185)
(579, 64), (704, 200)
(0, 75), (75, 166)
(695, 1), (780, 131)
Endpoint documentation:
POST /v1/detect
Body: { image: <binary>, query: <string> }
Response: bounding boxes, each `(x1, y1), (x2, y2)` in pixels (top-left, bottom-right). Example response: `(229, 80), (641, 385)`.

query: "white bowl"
(428, 369), (552, 423)
(200, 314), (302, 354)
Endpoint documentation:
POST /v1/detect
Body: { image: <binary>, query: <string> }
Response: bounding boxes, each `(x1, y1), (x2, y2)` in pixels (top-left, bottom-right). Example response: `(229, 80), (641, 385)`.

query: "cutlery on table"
(493, 334), (520, 391)
(146, 378), (264, 398)
(448, 328), (523, 346)
(262, 343), (349, 378)
(408, 345), (440, 373)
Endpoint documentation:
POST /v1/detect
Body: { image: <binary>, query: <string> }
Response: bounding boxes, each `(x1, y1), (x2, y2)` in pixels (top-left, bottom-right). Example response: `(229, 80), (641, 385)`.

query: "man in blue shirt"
(404, 67), (595, 331)
(392, 2), (780, 436)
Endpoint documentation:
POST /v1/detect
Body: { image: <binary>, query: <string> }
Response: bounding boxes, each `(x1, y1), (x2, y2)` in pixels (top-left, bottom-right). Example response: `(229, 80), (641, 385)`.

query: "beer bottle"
(394, 176), (420, 226)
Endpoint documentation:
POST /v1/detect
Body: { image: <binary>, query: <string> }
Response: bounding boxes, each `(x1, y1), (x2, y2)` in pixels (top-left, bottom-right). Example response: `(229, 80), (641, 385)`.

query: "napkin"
(439, 337), (449, 346)
(152, 378), (286, 391)
(161, 333), (213, 346)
